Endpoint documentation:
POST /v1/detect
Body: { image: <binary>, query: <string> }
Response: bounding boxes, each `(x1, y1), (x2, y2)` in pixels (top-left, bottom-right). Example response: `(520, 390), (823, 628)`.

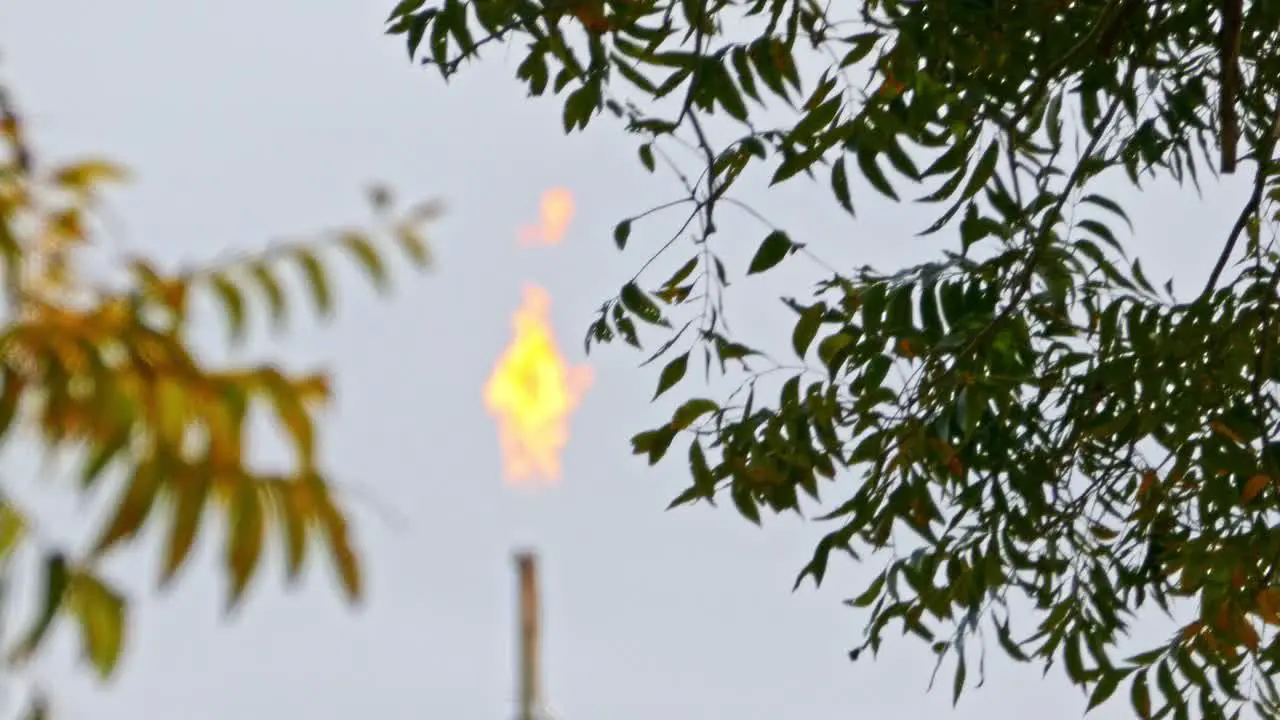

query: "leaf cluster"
(0, 80), (435, 712)
(390, 0), (1280, 715)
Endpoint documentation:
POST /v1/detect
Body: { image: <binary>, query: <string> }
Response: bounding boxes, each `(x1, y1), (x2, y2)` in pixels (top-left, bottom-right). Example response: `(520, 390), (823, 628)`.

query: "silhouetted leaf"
(748, 230), (795, 274)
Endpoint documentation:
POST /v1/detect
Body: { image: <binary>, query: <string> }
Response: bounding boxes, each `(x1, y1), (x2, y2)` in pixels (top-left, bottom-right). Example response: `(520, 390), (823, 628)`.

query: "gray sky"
(0, 1), (1252, 718)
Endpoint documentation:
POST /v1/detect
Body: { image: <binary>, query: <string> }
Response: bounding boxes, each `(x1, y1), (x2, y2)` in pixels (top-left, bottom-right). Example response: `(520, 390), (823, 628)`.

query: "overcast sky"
(0, 1), (1254, 719)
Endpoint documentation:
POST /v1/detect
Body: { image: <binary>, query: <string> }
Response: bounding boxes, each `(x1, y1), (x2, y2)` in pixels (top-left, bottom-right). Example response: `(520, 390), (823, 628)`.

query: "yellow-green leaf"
(247, 263), (287, 330)
(263, 370), (315, 468)
(294, 250), (333, 317)
(395, 223), (431, 268)
(279, 481), (311, 582)
(50, 158), (130, 194)
(68, 571), (126, 679)
(207, 382), (248, 467)
(225, 483), (265, 608)
(154, 377), (189, 449)
(160, 472), (210, 586)
(92, 455), (163, 557)
(340, 232), (389, 292)
(309, 477), (361, 603)
(210, 275), (247, 342)
(0, 499), (27, 559)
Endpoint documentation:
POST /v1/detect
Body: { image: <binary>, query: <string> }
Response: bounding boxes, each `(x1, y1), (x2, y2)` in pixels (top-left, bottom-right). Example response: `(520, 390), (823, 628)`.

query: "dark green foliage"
(389, 0), (1280, 714)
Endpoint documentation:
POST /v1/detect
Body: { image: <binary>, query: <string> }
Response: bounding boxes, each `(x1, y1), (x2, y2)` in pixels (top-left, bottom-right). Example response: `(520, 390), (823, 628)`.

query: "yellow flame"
(484, 285), (592, 485)
(518, 188), (575, 246)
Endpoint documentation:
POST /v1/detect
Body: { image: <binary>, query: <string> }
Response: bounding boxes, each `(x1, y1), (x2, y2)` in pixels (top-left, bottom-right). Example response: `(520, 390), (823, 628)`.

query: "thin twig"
(1200, 112), (1280, 299)
(965, 61), (1135, 359)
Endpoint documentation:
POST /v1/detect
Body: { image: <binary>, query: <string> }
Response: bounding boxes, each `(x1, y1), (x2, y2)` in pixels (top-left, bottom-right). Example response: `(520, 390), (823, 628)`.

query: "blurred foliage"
(387, 0), (1280, 715)
(0, 77), (435, 714)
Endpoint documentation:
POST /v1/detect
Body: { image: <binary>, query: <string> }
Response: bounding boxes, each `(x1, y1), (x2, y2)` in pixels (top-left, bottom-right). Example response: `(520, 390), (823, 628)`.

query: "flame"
(518, 188), (575, 246)
(484, 285), (592, 485)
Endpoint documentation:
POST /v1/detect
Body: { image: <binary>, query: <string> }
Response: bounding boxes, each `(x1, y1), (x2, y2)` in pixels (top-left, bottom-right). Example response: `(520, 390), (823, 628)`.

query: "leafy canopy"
(0, 79), (434, 715)
(388, 0), (1280, 716)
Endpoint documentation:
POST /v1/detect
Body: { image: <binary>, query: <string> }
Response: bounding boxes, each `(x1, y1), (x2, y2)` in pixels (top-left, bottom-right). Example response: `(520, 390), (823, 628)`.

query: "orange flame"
(518, 188), (575, 246)
(484, 285), (593, 485)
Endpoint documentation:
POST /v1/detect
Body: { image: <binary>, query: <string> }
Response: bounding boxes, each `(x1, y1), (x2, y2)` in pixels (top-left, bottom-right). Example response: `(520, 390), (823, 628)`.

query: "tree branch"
(1218, 0), (1243, 174)
(1200, 112), (1280, 299)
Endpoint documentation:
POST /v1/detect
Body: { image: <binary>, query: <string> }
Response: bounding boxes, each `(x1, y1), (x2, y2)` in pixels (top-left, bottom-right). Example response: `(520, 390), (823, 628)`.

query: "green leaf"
(846, 571), (886, 607)
(662, 257), (698, 292)
(670, 397), (717, 430)
(730, 46), (760, 102)
(654, 352), (690, 399)
(1131, 670), (1153, 719)
(620, 282), (666, 325)
(918, 281), (944, 342)
(885, 283), (914, 333)
(709, 61), (749, 121)
(1077, 219), (1124, 253)
(857, 148), (899, 201)
(15, 553), (69, 660)
(563, 83), (601, 132)
(961, 141), (1000, 201)
(816, 332), (854, 376)
(748, 230), (795, 274)
(1088, 668), (1127, 712)
(748, 39), (789, 100)
(386, 0), (426, 21)
(405, 14), (430, 59)
(860, 283), (888, 335)
(632, 426), (676, 465)
(994, 618), (1027, 661)
(792, 98), (841, 140)
(1064, 632), (1087, 684)
(839, 32), (881, 68)
(1156, 661), (1180, 712)
(638, 144), (656, 172)
(1081, 193), (1134, 232)
(830, 156), (855, 215)
(792, 304), (824, 358)
(614, 219), (632, 249)
(613, 54), (656, 92)
(731, 484), (761, 525)
(861, 354), (892, 389)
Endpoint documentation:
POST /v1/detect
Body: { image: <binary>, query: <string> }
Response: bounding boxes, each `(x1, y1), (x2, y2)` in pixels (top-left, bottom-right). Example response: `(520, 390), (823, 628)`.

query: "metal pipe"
(514, 551), (541, 720)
